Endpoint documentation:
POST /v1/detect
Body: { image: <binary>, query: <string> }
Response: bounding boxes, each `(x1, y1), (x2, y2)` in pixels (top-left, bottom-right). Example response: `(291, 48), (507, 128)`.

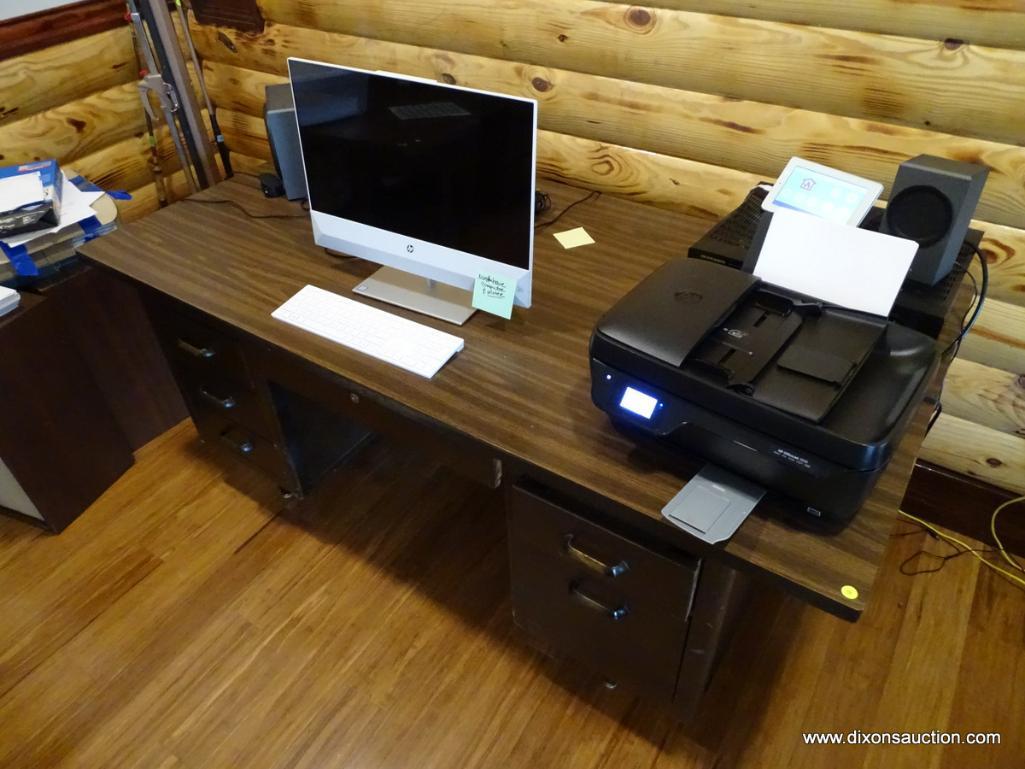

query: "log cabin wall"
(192, 0), (1025, 497)
(0, 0), (207, 224)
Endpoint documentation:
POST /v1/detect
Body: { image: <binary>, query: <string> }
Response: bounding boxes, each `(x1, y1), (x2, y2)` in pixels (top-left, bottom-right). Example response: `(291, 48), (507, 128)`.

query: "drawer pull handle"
(176, 338), (216, 359)
(220, 434), (254, 456)
(570, 584), (629, 622)
(564, 534), (629, 578)
(200, 387), (237, 410)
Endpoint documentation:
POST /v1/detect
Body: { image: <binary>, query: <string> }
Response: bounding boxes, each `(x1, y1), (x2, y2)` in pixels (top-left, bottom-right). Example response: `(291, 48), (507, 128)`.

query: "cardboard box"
(0, 160), (64, 238)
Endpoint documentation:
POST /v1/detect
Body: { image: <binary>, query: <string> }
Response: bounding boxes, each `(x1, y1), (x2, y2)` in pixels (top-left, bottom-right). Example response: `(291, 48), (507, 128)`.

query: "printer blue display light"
(619, 387), (659, 419)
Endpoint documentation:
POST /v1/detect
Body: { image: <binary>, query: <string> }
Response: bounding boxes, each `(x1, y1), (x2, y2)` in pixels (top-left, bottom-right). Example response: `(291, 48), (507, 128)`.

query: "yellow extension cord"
(898, 503), (1025, 590)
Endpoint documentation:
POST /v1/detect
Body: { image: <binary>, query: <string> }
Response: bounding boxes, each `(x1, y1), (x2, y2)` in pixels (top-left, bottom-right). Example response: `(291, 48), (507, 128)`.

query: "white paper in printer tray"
(754, 208), (917, 317)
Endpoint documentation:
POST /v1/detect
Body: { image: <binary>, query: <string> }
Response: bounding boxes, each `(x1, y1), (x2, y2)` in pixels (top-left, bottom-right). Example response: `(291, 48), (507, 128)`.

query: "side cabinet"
(507, 481), (748, 717)
(0, 293), (133, 531)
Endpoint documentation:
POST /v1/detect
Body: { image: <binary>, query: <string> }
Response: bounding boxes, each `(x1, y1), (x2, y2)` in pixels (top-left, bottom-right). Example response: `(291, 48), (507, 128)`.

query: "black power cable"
(942, 243), (989, 358)
(535, 190), (601, 231)
(179, 198), (310, 220)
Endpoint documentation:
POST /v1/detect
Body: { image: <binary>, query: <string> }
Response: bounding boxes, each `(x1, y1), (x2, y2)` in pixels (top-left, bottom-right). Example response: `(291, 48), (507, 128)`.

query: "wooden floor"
(0, 423), (1021, 769)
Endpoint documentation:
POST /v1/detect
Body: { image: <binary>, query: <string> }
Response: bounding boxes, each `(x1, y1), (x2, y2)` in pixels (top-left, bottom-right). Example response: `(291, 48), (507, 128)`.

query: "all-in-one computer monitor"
(288, 58), (538, 324)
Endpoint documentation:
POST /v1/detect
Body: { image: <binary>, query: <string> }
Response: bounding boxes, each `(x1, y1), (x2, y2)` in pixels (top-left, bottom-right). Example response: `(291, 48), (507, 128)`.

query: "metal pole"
(126, 0), (198, 192)
(177, 0), (233, 177)
(139, 0), (217, 188)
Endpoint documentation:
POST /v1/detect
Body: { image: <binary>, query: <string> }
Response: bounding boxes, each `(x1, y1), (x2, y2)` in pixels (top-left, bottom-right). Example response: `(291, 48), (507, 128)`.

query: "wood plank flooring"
(0, 422), (1021, 769)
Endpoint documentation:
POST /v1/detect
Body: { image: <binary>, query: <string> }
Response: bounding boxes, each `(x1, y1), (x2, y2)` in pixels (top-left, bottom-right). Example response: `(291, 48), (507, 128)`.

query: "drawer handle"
(570, 583), (629, 622)
(199, 387), (237, 410)
(564, 534), (629, 578)
(220, 434), (254, 456)
(176, 338), (216, 359)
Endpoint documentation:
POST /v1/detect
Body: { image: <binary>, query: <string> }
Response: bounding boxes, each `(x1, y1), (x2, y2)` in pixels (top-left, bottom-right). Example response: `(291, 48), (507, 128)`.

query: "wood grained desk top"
(81, 177), (944, 620)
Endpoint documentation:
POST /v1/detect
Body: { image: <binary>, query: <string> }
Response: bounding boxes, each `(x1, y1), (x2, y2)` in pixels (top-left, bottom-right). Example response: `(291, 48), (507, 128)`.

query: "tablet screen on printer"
(762, 157), (883, 226)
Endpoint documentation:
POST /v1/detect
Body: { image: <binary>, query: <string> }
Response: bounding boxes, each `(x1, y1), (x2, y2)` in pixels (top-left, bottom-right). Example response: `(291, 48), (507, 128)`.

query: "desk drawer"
(508, 485), (698, 618)
(509, 539), (690, 699)
(149, 301), (253, 388)
(197, 413), (296, 491)
(180, 372), (276, 440)
(507, 484), (699, 700)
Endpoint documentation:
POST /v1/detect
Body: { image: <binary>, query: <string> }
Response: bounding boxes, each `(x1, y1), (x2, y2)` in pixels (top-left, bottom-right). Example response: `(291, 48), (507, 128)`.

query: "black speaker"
(264, 83), (307, 201)
(880, 155), (988, 286)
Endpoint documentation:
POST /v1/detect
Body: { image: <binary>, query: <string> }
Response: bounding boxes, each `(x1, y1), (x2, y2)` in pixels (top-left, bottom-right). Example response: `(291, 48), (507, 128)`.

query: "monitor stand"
(353, 266), (477, 326)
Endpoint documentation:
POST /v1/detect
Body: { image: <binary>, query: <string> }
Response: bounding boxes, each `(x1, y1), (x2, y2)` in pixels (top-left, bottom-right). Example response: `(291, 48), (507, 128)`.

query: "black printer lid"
(595, 259), (759, 367)
(591, 259), (937, 471)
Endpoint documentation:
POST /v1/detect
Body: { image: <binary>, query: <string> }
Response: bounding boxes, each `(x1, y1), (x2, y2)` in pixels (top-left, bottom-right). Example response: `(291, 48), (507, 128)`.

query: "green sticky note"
(472, 272), (516, 319)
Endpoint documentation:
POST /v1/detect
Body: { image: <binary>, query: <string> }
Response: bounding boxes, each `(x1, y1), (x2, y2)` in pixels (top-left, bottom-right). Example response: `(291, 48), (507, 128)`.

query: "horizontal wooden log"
(216, 109), (272, 161)
(0, 82), (144, 167)
(195, 30), (1025, 230)
(943, 358), (1025, 438)
(116, 181), (165, 224)
(72, 135), (157, 193)
(979, 232), (1025, 308)
(959, 298), (1025, 376)
(73, 135), (167, 195)
(0, 0), (126, 61)
(920, 414), (1025, 494)
(0, 58), (204, 167)
(254, 0), (1025, 144)
(535, 129), (758, 221)
(118, 170), (194, 224)
(228, 152), (272, 177)
(0, 27), (136, 126)
(188, 0), (265, 33)
(72, 110), (211, 194)
(608, 1), (1025, 51)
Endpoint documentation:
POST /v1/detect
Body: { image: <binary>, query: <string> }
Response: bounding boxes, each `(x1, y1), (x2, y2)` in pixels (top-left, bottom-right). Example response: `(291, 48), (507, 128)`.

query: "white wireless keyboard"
(272, 285), (464, 379)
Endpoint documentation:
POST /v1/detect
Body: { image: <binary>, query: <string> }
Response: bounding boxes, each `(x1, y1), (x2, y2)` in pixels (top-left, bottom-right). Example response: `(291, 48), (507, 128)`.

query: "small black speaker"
(264, 83), (307, 201)
(880, 155), (988, 286)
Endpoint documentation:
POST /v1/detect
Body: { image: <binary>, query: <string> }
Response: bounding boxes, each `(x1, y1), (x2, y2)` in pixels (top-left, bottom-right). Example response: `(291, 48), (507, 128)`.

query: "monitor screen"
(290, 60), (536, 271)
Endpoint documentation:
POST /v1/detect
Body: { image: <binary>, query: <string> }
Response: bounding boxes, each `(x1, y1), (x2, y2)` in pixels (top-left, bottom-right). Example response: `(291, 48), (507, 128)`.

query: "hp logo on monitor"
(406, 244), (415, 253)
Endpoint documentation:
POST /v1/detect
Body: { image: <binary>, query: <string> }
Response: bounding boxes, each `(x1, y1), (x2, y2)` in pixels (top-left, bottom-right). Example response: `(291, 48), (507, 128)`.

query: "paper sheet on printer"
(754, 209), (917, 317)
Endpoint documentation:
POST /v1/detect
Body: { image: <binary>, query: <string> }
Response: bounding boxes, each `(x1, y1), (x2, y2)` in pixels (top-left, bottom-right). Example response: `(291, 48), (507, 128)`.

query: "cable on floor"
(897, 509), (1025, 592)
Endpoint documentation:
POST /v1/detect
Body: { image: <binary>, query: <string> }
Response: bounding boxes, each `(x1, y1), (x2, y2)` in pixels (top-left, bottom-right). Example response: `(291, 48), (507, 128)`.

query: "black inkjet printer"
(589, 259), (938, 525)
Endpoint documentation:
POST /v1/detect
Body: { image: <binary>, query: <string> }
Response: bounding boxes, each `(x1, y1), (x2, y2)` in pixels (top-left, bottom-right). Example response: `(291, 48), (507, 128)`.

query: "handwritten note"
(472, 272), (516, 319)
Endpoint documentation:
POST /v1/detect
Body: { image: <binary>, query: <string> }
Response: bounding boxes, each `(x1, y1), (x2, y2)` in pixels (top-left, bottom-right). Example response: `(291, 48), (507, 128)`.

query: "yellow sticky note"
(554, 227), (595, 249)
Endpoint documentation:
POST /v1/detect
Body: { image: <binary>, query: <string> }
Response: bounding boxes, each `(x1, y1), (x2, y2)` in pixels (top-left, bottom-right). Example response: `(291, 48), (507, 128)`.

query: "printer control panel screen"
(619, 387), (659, 419)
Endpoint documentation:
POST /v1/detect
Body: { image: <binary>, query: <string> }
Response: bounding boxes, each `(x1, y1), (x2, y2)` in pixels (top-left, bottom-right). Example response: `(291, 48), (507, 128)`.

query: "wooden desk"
(80, 177), (958, 715)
